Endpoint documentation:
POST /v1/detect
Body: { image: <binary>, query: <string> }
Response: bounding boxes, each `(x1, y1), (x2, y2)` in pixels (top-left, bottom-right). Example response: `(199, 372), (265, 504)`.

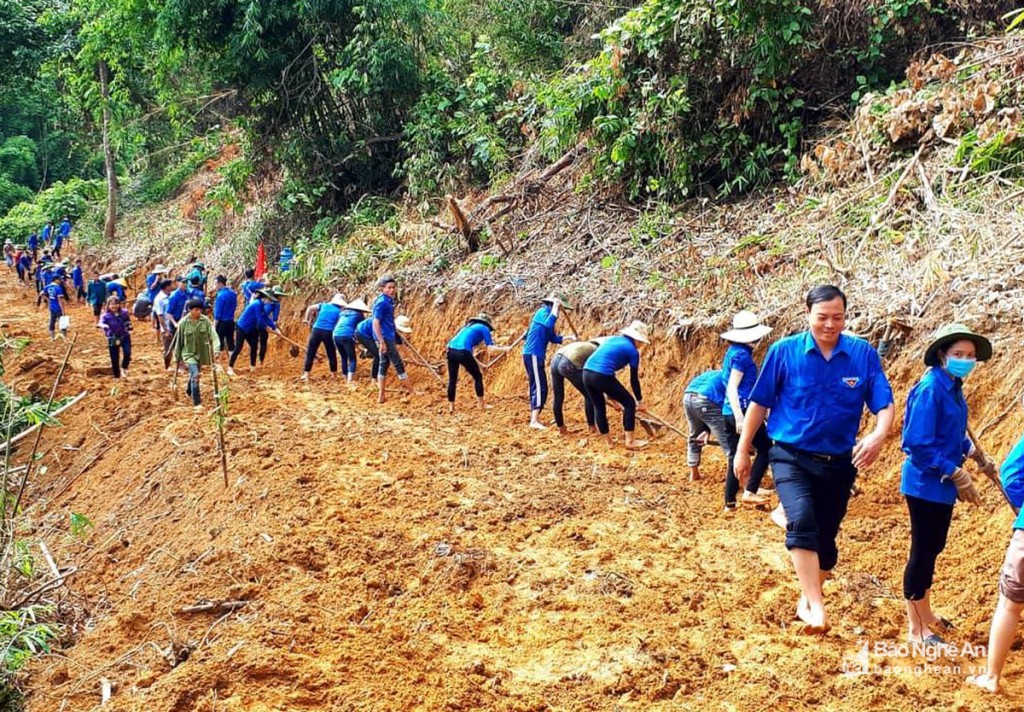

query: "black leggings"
(903, 495), (954, 600)
(583, 370), (636, 435)
(304, 328), (337, 373)
(357, 334), (379, 377)
(551, 354), (594, 428)
(258, 329), (269, 364)
(334, 335), (358, 375)
(724, 416), (772, 505)
(229, 326), (260, 368)
(447, 348), (484, 402)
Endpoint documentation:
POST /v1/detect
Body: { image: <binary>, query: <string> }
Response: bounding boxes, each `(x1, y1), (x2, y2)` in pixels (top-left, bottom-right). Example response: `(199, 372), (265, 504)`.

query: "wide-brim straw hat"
(541, 294), (573, 310)
(924, 323), (992, 367)
(329, 292), (347, 307)
(395, 315), (413, 334)
(346, 298), (371, 313)
(152, 264), (169, 274)
(721, 310), (772, 344)
(468, 313), (493, 329)
(255, 289), (279, 303)
(620, 320), (651, 344)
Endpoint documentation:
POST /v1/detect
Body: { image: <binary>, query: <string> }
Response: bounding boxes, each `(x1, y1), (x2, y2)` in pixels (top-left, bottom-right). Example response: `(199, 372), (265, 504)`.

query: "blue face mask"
(945, 357), (976, 379)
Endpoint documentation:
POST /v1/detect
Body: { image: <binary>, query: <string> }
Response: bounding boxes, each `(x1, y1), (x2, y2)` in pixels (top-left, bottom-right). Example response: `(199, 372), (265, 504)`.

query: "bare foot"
(529, 421), (547, 430)
(966, 673), (1000, 693)
(689, 467), (701, 482)
(558, 426), (569, 436)
(796, 597), (830, 635)
(770, 504), (787, 529)
(625, 439), (649, 450)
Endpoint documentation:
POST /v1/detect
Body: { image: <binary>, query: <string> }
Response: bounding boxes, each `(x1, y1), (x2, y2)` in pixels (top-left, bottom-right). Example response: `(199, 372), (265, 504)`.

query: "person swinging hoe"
(735, 285), (895, 635)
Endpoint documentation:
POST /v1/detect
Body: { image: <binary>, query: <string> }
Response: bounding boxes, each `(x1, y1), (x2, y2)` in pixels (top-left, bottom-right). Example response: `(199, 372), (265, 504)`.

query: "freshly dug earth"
(8, 271), (1024, 711)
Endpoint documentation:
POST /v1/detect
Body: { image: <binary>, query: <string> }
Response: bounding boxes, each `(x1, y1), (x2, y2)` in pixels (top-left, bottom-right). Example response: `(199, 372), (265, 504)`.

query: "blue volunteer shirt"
(372, 294), (396, 342)
(107, 282), (126, 301)
(685, 369), (725, 405)
(59, 219), (71, 238)
(41, 225), (51, 243)
(523, 305), (563, 358)
(41, 268), (54, 286)
(145, 273), (158, 291)
(186, 286), (206, 306)
(355, 317), (375, 341)
(71, 266), (83, 288)
(213, 287), (238, 321)
(44, 283), (64, 313)
(237, 301), (276, 332)
(333, 310), (363, 339)
(449, 322), (494, 351)
(1000, 436), (1024, 529)
(584, 335), (640, 376)
(264, 300), (280, 324)
(312, 303), (343, 331)
(28, 233), (38, 250)
(721, 343), (759, 417)
(166, 288), (189, 321)
(900, 367), (972, 505)
(749, 332), (894, 456)
(241, 279), (263, 303)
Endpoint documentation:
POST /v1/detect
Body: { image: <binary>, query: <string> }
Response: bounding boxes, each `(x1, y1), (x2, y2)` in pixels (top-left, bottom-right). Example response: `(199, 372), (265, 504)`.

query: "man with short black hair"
(736, 284), (895, 635)
(175, 298), (219, 411)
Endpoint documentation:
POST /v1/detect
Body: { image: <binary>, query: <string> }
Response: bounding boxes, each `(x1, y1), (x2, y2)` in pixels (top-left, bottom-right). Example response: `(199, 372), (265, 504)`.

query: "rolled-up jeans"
(682, 392), (731, 467)
(184, 362), (202, 406)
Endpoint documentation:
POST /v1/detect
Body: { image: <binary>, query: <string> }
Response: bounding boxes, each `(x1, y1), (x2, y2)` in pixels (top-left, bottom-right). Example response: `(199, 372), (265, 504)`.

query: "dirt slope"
(5, 267), (1024, 711)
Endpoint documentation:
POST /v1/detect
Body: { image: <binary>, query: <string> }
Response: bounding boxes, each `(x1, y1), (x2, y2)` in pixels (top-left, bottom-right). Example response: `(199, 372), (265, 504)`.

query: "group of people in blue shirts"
(677, 283), (1024, 695)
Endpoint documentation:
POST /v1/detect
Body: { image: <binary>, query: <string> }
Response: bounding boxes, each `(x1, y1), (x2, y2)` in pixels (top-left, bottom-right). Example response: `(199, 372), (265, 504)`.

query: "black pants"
(583, 370), (636, 435)
(357, 334), (380, 376)
(447, 348), (483, 402)
(215, 319), (236, 353)
(48, 311), (61, 333)
(258, 328), (269, 364)
(230, 326), (260, 368)
(108, 336), (131, 378)
(771, 444), (856, 571)
(304, 328), (338, 373)
(551, 354), (594, 428)
(334, 335), (357, 375)
(724, 416), (772, 505)
(903, 495), (955, 600)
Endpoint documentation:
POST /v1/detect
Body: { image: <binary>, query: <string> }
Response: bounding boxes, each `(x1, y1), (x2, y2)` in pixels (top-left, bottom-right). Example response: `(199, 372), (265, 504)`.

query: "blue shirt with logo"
(749, 332), (893, 456)
(523, 305), (563, 358)
(449, 322), (494, 351)
(900, 366), (972, 505)
(44, 283), (64, 313)
(721, 343), (759, 417)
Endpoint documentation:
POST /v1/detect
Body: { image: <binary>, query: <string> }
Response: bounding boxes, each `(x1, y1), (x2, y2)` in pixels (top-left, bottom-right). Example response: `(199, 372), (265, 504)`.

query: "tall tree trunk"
(98, 60), (117, 240)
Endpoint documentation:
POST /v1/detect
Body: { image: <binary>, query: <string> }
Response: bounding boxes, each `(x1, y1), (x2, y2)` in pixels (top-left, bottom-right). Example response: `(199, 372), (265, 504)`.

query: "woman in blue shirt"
(720, 311), (773, 512)
(333, 299), (371, 382)
(228, 290), (281, 376)
(446, 313), (512, 413)
(900, 323), (993, 645)
(582, 321), (650, 450)
(300, 293), (345, 381)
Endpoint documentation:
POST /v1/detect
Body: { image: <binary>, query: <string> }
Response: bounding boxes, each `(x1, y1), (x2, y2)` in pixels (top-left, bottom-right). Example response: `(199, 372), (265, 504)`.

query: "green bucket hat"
(254, 289), (279, 303)
(923, 323), (992, 367)
(541, 293), (573, 311)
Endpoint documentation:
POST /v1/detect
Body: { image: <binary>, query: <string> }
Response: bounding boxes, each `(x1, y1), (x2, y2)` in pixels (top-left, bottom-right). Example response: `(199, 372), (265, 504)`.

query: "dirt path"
(3, 266), (1024, 710)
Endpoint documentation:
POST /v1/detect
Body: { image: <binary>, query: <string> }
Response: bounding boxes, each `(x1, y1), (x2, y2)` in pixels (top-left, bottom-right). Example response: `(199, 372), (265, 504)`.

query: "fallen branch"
(180, 600), (249, 614)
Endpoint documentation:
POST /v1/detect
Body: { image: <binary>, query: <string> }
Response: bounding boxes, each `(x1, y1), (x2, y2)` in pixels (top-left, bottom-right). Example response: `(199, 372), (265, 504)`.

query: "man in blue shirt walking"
(735, 285), (895, 635)
(523, 295), (574, 430)
(372, 275), (413, 403)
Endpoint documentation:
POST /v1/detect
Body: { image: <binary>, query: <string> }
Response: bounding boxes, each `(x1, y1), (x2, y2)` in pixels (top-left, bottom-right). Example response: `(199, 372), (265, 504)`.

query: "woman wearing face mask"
(900, 323), (995, 644)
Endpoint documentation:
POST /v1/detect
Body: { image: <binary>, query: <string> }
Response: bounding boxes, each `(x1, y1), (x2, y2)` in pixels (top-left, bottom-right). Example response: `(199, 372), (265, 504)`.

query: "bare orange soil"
(6, 267), (1024, 711)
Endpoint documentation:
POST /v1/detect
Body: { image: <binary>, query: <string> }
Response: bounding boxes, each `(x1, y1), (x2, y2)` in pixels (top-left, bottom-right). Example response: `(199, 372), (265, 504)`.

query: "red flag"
(254, 242), (267, 281)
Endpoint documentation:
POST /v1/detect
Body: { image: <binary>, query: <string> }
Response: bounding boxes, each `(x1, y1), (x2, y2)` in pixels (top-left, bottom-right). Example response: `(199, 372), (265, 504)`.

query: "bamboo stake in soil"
(207, 333), (229, 488)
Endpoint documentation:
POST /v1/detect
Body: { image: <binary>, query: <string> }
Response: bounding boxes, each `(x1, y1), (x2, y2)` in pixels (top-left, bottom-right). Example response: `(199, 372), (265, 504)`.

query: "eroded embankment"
(7, 272), (1024, 712)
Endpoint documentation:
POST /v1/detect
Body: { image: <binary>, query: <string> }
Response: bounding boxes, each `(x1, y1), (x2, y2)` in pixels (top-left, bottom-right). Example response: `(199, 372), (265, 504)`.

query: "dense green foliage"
(0, 0), (1014, 242)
